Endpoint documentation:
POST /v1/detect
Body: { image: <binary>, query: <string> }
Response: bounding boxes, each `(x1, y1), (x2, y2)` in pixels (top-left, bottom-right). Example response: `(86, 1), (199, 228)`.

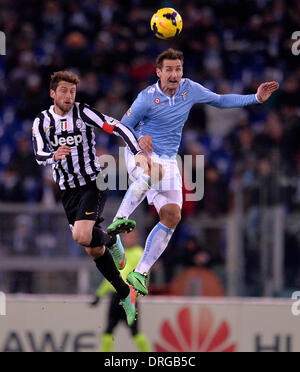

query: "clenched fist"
(54, 145), (71, 161)
(139, 135), (153, 153)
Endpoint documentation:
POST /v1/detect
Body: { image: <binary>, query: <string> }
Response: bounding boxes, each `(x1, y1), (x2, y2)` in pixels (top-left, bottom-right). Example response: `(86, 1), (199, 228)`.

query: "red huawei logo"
(154, 307), (237, 352)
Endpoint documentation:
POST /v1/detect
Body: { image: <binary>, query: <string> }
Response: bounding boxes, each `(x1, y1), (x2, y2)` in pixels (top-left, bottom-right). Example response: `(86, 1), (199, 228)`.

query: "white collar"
(156, 78), (185, 97)
(49, 104), (73, 119)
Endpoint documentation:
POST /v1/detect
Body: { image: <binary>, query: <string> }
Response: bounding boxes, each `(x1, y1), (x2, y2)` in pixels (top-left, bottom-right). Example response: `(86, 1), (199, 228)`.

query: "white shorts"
(125, 147), (183, 213)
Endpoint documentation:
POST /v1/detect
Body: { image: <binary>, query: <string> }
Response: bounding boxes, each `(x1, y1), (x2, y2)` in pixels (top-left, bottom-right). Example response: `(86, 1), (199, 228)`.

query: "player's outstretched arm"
(80, 104), (142, 155)
(216, 81), (279, 107)
(80, 104), (156, 176)
(195, 80), (279, 109)
(256, 81), (279, 103)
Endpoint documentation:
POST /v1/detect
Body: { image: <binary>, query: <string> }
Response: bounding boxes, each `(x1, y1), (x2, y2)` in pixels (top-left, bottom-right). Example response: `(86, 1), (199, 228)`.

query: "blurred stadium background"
(0, 0), (300, 352)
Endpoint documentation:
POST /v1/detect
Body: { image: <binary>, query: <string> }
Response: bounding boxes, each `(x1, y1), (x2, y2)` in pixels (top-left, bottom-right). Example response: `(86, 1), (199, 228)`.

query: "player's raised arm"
(192, 80), (279, 108)
(32, 114), (56, 166)
(80, 104), (141, 155)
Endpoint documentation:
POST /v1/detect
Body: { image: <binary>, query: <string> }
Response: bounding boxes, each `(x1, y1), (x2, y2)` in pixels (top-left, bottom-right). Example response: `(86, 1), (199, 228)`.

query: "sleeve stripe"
(80, 103), (141, 154)
(36, 154), (53, 162)
(86, 105), (106, 122)
(114, 124), (140, 155)
(82, 105), (106, 128)
(37, 113), (48, 152)
(32, 113), (55, 166)
(79, 103), (96, 126)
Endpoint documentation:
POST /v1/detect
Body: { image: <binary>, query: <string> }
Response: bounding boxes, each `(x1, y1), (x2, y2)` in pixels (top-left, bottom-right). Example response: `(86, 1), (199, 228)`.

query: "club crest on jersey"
(76, 119), (83, 129)
(60, 119), (68, 131)
(180, 91), (188, 101)
(154, 98), (161, 105)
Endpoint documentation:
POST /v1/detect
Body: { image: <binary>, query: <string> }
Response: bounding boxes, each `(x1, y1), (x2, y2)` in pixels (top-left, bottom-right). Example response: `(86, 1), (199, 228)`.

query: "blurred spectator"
(278, 76), (300, 108)
(63, 31), (90, 71)
(201, 164), (229, 215)
(0, 166), (24, 202)
(205, 82), (245, 137)
(17, 74), (46, 119)
(248, 158), (284, 208)
(9, 137), (43, 202)
(10, 215), (36, 293)
(77, 71), (101, 106)
(95, 91), (128, 120)
(180, 236), (212, 269)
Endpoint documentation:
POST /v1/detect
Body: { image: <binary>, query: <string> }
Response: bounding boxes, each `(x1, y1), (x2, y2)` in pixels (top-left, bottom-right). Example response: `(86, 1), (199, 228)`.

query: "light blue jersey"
(121, 78), (259, 157)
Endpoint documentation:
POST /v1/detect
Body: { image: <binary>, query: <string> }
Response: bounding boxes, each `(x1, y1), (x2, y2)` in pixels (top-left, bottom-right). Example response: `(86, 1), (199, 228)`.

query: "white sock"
(136, 222), (174, 274)
(114, 174), (151, 220)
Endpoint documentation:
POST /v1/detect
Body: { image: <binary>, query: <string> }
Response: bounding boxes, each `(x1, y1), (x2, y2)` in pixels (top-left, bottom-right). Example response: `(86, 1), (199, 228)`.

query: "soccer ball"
(150, 8), (183, 40)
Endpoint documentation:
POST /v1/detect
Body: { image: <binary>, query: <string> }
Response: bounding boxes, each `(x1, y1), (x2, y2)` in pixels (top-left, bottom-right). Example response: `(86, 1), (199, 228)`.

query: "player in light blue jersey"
(107, 48), (279, 295)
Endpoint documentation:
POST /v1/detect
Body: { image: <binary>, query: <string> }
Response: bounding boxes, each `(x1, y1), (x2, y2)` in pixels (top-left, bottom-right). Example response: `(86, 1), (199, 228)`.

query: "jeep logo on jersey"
(50, 134), (83, 148)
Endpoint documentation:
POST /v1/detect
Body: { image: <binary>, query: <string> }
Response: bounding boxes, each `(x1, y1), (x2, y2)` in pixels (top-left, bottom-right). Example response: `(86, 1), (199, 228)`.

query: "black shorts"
(61, 181), (108, 228)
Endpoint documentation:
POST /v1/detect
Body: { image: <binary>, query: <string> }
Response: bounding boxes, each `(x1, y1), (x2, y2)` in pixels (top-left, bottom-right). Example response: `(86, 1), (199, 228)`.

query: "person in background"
(90, 230), (151, 352)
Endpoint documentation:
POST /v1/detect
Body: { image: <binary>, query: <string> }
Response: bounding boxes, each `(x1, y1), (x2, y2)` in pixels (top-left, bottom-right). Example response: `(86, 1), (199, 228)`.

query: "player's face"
(157, 59), (183, 91)
(50, 81), (76, 114)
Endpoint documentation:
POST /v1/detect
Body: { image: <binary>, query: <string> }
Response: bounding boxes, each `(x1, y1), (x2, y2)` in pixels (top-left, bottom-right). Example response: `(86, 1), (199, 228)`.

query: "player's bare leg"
(73, 220), (128, 270)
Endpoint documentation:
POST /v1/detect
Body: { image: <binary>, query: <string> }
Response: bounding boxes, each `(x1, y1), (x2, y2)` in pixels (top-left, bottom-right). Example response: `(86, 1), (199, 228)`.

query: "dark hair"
(156, 48), (184, 69)
(50, 71), (80, 91)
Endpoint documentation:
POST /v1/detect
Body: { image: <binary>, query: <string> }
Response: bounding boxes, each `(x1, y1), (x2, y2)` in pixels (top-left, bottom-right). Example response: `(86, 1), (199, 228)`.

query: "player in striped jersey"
(32, 71), (148, 325)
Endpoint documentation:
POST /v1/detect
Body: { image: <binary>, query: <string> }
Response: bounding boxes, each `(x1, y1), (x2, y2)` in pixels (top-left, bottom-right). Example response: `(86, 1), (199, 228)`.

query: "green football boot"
(119, 286), (138, 326)
(107, 218), (136, 236)
(109, 235), (127, 270)
(127, 271), (148, 296)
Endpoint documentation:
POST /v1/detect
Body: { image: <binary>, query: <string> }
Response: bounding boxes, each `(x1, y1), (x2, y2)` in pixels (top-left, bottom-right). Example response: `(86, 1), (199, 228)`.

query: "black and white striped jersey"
(32, 102), (141, 190)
